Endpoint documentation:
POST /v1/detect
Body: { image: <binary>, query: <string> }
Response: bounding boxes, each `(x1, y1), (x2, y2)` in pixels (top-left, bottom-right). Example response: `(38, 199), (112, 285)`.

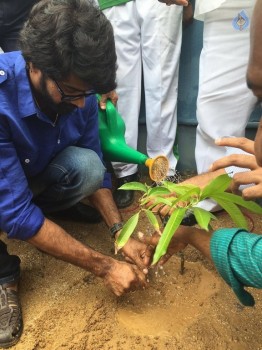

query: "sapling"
(115, 174), (262, 265)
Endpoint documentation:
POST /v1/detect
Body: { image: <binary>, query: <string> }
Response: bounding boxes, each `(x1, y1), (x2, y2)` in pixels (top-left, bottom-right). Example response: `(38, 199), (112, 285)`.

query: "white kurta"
(194, 0), (226, 20)
(103, 0), (183, 178)
(194, 0), (257, 211)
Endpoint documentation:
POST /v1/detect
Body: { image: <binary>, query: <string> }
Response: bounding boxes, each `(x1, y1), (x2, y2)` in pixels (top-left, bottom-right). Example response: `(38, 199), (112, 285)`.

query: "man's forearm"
(27, 218), (115, 278)
(182, 226), (212, 260)
(182, 169), (226, 188)
(89, 188), (122, 228)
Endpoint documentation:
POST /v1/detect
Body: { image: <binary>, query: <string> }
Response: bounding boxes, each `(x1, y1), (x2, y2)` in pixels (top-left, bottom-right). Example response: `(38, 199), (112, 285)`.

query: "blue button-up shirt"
(0, 51), (111, 240)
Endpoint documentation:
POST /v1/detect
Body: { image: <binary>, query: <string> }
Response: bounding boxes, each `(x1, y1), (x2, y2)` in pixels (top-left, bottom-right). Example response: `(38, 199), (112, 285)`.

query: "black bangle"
(109, 222), (124, 239)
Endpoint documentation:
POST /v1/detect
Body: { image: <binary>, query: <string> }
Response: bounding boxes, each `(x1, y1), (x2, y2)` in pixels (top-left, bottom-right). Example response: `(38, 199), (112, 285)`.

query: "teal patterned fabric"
(210, 228), (262, 307)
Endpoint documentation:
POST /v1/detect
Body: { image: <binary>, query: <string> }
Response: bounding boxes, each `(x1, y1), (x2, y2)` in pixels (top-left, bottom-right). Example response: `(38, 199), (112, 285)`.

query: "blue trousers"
(0, 146), (106, 284)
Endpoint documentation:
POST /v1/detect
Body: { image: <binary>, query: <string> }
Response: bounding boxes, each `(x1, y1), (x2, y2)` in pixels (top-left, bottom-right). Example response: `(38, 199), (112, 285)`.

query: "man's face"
(35, 71), (94, 115)
(39, 74), (77, 115)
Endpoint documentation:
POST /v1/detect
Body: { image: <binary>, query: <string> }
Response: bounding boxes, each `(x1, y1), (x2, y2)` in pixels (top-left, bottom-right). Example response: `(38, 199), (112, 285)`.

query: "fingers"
(131, 265), (148, 289)
(137, 231), (160, 246)
(215, 137), (255, 154)
(242, 184), (262, 200)
(99, 90), (118, 110)
(109, 91), (118, 106)
(159, 0), (189, 6)
(99, 94), (108, 110)
(159, 205), (171, 217)
(230, 169), (262, 199)
(158, 252), (172, 265)
(210, 154), (258, 172)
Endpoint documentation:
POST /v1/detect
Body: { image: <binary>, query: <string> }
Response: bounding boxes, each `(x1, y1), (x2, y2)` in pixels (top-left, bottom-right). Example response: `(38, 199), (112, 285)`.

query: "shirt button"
(0, 70), (5, 76)
(25, 159), (30, 164)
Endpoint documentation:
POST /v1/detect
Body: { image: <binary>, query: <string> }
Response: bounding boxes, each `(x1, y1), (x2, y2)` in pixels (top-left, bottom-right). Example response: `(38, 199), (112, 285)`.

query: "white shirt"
(194, 0), (226, 20)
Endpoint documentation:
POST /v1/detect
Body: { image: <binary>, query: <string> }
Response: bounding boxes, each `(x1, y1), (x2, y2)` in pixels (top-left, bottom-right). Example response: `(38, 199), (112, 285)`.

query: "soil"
(2, 179), (262, 350)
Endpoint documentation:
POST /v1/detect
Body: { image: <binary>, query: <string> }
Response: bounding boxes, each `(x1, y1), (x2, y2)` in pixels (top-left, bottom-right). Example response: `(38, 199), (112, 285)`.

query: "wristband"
(109, 222), (124, 239)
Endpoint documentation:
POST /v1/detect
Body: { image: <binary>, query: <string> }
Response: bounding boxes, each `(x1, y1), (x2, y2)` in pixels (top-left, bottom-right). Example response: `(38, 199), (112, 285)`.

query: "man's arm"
(142, 226), (262, 306)
(210, 228), (262, 306)
(88, 188), (153, 269)
(27, 218), (147, 296)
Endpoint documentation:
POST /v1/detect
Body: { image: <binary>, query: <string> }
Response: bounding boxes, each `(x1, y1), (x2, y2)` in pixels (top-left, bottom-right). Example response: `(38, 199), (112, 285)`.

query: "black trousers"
(0, 240), (20, 284)
(0, 0), (38, 52)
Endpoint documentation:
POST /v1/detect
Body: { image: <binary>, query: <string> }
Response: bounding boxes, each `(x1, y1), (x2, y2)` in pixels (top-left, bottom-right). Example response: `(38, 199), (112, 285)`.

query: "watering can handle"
(97, 94), (120, 133)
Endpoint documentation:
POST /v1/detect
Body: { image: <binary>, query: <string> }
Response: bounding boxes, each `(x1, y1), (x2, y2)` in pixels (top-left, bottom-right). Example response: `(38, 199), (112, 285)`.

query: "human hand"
(183, 1), (193, 27)
(210, 137), (262, 199)
(145, 192), (176, 218)
(214, 137), (255, 155)
(158, 0), (189, 6)
(119, 236), (154, 271)
(103, 260), (148, 296)
(139, 227), (190, 266)
(99, 90), (118, 110)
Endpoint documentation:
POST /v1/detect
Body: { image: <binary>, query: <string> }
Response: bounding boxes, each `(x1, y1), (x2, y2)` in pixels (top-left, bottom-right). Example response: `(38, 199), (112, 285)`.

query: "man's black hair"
(19, 0), (117, 93)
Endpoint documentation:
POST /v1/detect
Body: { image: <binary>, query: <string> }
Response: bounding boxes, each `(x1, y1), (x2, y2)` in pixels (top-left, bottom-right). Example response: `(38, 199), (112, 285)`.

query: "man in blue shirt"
(0, 0), (151, 347)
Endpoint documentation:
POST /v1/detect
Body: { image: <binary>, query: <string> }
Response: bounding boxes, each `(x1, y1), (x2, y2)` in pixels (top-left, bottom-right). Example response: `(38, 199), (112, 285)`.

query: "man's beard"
(39, 75), (77, 115)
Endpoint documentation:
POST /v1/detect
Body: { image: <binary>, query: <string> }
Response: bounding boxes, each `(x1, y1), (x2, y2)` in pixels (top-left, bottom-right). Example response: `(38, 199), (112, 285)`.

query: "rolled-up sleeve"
(210, 228), (262, 306)
(0, 141), (44, 240)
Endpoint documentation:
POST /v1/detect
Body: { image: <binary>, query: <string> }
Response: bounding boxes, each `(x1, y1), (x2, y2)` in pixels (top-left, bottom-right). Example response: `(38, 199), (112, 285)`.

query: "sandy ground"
(2, 184), (262, 350)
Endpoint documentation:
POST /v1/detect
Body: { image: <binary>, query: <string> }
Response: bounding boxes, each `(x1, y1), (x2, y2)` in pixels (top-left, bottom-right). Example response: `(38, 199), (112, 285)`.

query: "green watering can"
(97, 96), (169, 182)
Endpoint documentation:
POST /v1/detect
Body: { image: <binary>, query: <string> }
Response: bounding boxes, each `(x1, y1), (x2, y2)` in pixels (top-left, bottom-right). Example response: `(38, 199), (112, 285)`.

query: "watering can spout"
(98, 96), (169, 181)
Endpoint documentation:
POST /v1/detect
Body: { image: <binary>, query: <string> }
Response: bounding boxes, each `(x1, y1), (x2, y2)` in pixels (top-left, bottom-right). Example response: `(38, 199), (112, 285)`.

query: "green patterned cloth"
(98, 0), (132, 11)
(210, 228), (262, 307)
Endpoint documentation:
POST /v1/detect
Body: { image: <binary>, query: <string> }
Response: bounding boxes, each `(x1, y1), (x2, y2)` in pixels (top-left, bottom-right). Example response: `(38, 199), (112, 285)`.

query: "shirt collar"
(15, 53), (38, 119)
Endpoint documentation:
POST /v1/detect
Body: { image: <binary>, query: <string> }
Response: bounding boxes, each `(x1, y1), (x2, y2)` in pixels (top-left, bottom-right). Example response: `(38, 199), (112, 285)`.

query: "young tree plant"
(115, 174), (262, 265)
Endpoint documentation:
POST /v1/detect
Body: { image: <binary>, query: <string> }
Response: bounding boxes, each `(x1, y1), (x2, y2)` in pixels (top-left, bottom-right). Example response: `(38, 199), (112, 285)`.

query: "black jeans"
(0, 240), (20, 285)
(0, 0), (37, 52)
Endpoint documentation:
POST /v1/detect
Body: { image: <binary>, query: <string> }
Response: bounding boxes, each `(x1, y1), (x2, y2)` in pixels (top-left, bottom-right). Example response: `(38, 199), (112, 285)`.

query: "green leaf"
(212, 197), (248, 229)
(170, 187), (201, 208)
(152, 208), (187, 265)
(164, 183), (201, 195)
(192, 207), (217, 231)
(118, 182), (147, 192)
(115, 212), (140, 250)
(201, 174), (232, 199)
(147, 187), (171, 196)
(144, 209), (160, 232)
(211, 192), (262, 215)
(143, 196), (174, 209)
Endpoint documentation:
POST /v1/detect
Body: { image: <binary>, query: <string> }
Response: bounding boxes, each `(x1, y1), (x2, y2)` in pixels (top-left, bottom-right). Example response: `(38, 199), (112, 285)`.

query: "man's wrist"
(109, 222), (124, 239)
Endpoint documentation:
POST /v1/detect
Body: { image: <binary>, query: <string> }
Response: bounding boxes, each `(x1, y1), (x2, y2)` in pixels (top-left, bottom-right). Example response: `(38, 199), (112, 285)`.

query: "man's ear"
(28, 62), (38, 73)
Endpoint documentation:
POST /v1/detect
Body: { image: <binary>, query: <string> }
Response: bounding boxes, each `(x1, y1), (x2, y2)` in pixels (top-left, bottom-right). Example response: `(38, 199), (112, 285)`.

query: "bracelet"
(109, 222), (124, 239)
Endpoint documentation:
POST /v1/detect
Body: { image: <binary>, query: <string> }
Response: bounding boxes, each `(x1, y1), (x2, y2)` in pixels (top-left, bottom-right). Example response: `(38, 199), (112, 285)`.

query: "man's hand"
(158, 0), (189, 6)
(214, 137), (255, 155)
(119, 236), (154, 270)
(139, 227), (190, 265)
(210, 137), (262, 199)
(139, 226), (212, 265)
(103, 260), (148, 296)
(183, 1), (193, 27)
(99, 90), (118, 110)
